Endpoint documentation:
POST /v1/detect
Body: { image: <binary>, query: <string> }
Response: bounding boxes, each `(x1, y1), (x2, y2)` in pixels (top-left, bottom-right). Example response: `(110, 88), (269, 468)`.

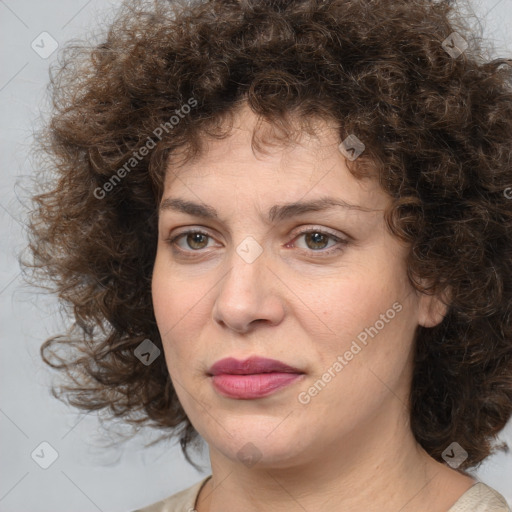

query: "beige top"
(132, 476), (511, 512)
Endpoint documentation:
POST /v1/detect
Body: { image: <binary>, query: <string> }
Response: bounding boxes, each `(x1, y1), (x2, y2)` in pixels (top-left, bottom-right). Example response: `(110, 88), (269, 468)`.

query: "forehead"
(161, 106), (389, 213)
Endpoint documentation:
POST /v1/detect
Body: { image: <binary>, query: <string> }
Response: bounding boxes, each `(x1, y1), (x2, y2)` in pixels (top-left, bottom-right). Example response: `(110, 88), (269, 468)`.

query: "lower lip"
(211, 372), (303, 399)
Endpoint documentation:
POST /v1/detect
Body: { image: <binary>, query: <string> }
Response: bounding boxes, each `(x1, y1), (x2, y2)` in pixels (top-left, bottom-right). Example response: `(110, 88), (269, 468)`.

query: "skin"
(151, 103), (475, 512)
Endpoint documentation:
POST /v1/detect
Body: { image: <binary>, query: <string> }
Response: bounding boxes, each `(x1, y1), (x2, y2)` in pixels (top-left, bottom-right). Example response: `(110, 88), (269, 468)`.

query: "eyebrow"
(159, 196), (378, 223)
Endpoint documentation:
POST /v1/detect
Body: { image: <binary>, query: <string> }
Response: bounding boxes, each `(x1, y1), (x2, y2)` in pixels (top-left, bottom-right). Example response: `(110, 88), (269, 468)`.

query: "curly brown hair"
(25, 0), (512, 470)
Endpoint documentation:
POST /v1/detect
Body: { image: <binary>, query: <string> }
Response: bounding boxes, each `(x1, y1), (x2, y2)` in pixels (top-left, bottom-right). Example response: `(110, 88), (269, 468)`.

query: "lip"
(208, 356), (303, 376)
(208, 356), (305, 400)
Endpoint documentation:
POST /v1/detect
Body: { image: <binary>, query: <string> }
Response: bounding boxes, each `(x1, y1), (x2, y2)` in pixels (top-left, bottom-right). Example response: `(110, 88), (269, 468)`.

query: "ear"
(417, 285), (452, 328)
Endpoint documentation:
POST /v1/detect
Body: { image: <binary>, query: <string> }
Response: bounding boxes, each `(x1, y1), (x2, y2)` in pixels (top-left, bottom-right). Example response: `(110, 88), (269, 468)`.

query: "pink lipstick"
(208, 356), (305, 399)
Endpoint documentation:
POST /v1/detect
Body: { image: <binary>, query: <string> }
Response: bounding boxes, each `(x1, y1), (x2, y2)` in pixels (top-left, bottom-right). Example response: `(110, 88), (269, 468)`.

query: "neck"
(195, 397), (475, 512)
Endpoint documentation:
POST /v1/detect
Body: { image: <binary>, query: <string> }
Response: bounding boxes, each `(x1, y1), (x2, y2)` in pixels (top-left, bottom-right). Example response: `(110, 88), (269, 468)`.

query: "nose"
(212, 244), (286, 334)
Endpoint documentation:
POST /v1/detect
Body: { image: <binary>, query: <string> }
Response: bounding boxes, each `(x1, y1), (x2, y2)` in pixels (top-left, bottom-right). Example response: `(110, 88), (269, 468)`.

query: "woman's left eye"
(290, 229), (347, 255)
(166, 228), (347, 256)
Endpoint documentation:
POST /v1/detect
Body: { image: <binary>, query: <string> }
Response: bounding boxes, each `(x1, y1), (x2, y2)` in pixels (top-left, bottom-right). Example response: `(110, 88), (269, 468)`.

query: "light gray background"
(1, 1), (511, 511)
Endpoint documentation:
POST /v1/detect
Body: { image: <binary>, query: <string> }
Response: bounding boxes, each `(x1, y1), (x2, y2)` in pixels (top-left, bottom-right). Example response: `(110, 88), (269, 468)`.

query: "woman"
(26, 0), (512, 510)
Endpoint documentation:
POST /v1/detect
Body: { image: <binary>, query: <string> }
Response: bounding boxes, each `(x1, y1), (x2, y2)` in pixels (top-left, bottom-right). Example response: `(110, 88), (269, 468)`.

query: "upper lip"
(208, 356), (304, 376)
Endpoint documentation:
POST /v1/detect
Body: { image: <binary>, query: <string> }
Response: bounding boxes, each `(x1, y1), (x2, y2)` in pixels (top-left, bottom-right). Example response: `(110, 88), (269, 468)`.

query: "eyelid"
(287, 226), (348, 255)
(167, 224), (348, 241)
(292, 225), (348, 241)
(167, 228), (218, 249)
(166, 225), (350, 256)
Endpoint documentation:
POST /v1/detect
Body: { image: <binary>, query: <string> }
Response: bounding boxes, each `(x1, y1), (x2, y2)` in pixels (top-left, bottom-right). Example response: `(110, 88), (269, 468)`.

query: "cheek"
(152, 249), (195, 330)
(304, 270), (416, 390)
(151, 254), (186, 359)
(152, 270), (176, 339)
(151, 253), (212, 370)
(308, 272), (402, 339)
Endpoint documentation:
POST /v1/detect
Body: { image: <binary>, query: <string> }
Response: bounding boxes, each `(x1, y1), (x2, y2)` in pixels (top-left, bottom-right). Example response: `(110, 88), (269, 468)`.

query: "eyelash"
(165, 227), (348, 258)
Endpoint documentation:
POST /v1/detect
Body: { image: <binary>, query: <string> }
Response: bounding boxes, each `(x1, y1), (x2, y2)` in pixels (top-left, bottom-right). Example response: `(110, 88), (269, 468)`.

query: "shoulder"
(447, 482), (511, 512)
(131, 476), (212, 512)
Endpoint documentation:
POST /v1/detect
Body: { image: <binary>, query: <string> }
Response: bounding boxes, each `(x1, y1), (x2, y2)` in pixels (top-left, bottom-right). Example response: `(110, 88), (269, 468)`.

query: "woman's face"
(152, 105), (445, 469)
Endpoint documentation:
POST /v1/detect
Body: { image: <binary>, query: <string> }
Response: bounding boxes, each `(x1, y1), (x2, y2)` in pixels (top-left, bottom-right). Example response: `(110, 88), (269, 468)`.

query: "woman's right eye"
(167, 230), (216, 252)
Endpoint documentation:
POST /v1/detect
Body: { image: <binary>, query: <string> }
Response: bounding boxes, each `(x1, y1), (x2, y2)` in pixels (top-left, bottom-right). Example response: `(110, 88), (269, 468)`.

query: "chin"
(203, 419), (314, 469)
